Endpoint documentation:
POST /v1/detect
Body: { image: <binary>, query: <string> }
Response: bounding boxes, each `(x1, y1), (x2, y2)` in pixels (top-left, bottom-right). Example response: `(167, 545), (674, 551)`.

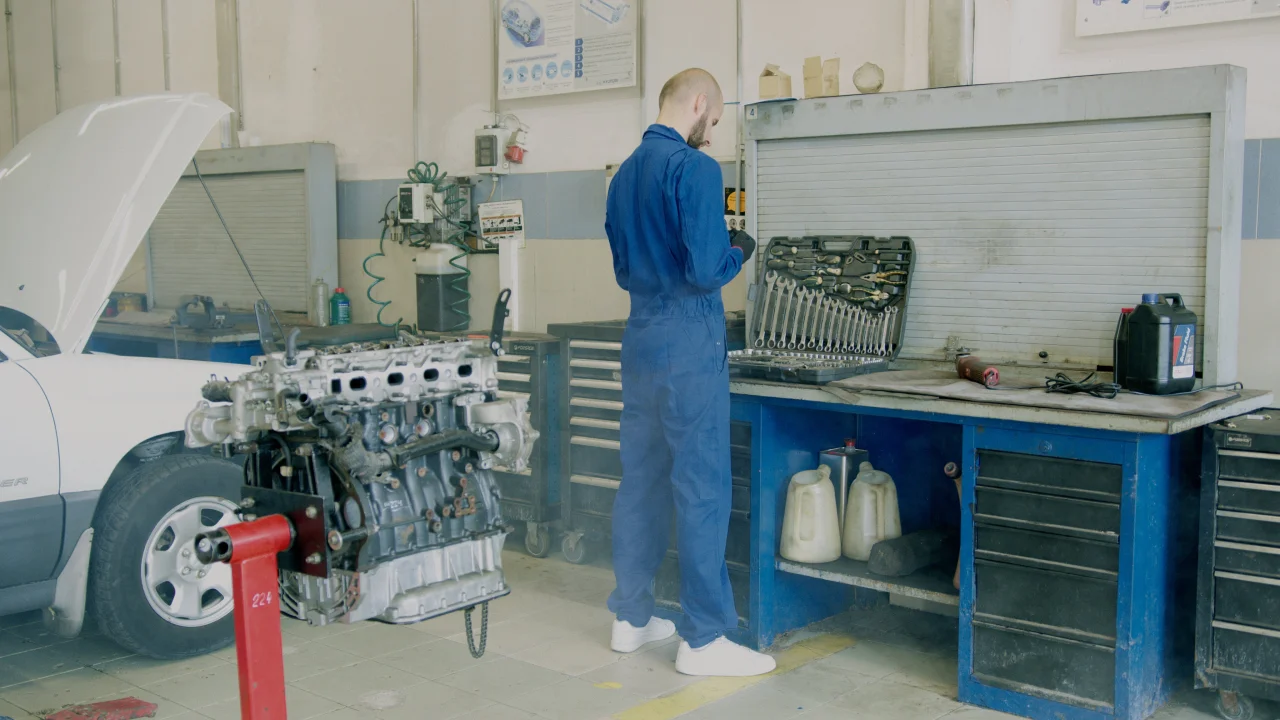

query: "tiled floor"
(0, 551), (1262, 720)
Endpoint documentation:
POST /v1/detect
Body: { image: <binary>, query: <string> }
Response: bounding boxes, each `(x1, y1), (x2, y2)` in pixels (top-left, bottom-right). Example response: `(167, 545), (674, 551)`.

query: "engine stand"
(196, 515), (295, 720)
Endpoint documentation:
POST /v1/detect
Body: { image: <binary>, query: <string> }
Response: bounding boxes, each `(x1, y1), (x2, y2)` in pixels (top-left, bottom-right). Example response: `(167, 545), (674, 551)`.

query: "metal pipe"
(50, 0), (60, 112)
(411, 0), (420, 162)
(733, 0), (743, 225)
(490, 0), (499, 120)
(5, 0), (18, 143)
(160, 0), (171, 91)
(111, 0), (121, 96)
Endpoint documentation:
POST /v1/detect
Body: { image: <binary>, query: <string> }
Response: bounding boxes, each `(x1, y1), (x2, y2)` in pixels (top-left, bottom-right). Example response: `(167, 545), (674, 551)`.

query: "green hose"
(361, 162), (478, 329)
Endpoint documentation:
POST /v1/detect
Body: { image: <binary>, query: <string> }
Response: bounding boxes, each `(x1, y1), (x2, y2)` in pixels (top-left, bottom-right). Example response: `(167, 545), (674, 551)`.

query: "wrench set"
(731, 235), (914, 384)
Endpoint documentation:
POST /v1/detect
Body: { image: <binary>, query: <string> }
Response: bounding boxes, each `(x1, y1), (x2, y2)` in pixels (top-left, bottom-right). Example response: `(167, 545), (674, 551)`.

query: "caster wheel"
(524, 525), (552, 558)
(1216, 692), (1254, 720)
(562, 534), (589, 565)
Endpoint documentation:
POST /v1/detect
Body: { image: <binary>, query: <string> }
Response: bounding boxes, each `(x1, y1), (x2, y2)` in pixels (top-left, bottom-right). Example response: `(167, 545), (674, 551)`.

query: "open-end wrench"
(779, 281), (798, 349)
(845, 308), (860, 354)
(767, 278), (789, 348)
(852, 308), (864, 353)
(858, 311), (873, 354)
(754, 271), (780, 348)
(787, 288), (808, 349)
(878, 307), (892, 355)
(796, 289), (816, 350)
(809, 297), (826, 350)
(837, 304), (851, 353)
(824, 299), (841, 353)
(883, 306), (899, 355)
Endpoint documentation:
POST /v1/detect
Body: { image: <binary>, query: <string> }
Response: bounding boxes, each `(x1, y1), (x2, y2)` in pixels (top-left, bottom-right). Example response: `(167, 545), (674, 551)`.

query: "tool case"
(732, 235), (914, 384)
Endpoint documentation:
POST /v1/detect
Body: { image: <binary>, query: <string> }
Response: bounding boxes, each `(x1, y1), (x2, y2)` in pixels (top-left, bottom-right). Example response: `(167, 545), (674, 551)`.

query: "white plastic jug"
(843, 461), (902, 562)
(780, 465), (842, 563)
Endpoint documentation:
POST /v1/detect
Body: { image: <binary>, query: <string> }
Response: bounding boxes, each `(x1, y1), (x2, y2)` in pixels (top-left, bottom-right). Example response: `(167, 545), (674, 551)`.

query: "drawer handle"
(497, 372), (531, 383)
(1213, 620), (1280, 641)
(499, 354), (531, 363)
(572, 436), (621, 450)
(571, 417), (621, 431)
(571, 379), (623, 391)
(1218, 510), (1280, 525)
(1215, 540), (1280, 557)
(571, 474), (621, 490)
(571, 398), (624, 411)
(1215, 570), (1280, 587)
(570, 340), (623, 351)
(1221, 450), (1280, 461)
(1220, 480), (1280, 493)
(571, 359), (623, 370)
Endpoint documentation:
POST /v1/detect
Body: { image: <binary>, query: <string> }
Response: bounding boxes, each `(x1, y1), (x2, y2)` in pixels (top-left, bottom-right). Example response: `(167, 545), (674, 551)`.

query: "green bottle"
(330, 287), (351, 325)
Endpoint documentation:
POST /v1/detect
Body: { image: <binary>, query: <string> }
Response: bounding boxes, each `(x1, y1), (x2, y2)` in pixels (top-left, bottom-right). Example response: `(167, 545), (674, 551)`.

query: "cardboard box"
(759, 64), (792, 100)
(803, 56), (841, 99)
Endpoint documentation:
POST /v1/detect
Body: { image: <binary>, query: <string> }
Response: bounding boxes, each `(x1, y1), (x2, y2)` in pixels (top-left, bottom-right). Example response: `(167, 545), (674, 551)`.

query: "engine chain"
(464, 601), (489, 658)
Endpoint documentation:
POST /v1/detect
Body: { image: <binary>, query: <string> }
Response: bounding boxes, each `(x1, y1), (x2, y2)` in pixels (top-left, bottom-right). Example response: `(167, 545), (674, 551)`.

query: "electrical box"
(397, 183), (434, 224)
(475, 127), (511, 175)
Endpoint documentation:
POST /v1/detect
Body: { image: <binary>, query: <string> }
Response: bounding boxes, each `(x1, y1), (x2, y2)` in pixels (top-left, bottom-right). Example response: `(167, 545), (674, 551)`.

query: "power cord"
(1043, 372), (1120, 399)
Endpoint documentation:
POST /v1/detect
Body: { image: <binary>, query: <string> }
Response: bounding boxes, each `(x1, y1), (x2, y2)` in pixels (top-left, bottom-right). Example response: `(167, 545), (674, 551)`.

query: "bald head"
(655, 68), (725, 150)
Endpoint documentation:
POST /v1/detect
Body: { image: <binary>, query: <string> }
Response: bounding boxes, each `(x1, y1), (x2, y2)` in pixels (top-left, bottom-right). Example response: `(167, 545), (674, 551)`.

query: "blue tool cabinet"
(720, 383), (1269, 720)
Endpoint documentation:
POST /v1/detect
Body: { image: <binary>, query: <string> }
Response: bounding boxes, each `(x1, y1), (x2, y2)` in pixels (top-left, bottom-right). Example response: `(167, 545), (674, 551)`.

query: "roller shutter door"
(755, 116), (1210, 368)
(148, 170), (310, 313)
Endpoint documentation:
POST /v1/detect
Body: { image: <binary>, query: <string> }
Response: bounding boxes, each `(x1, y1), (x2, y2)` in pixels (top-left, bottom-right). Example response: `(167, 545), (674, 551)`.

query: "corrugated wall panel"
(149, 171), (310, 312)
(755, 116), (1210, 368)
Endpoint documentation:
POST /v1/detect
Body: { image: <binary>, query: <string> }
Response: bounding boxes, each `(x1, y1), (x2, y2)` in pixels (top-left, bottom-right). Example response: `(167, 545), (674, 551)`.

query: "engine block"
(185, 334), (538, 626)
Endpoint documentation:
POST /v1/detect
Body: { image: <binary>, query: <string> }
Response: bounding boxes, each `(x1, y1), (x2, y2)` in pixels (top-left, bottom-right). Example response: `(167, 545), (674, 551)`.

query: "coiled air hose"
(361, 162), (478, 329)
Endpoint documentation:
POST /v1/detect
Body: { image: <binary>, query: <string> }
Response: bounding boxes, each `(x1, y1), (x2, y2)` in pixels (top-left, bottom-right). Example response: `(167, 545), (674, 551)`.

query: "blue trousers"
(607, 311), (737, 648)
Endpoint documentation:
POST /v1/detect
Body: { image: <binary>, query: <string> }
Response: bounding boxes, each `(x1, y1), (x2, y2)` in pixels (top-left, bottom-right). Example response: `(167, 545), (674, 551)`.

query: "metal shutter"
(755, 116), (1211, 368)
(149, 171), (311, 313)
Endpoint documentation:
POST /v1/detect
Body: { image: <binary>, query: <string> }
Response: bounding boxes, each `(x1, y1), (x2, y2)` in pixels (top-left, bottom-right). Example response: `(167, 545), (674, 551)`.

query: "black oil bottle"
(1121, 293), (1198, 394)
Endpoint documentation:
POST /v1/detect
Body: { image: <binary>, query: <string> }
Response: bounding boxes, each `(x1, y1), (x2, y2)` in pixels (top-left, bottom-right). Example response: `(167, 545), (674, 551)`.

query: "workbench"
(87, 311), (299, 364)
(714, 372), (1271, 720)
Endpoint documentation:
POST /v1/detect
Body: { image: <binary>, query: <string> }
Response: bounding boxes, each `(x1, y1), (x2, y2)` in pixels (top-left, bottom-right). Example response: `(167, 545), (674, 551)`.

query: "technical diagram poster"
(497, 0), (637, 99)
(1077, 0), (1280, 36)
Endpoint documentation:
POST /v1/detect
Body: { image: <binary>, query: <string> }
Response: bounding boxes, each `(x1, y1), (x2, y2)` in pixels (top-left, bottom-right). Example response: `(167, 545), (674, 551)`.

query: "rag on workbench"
(604, 123), (743, 648)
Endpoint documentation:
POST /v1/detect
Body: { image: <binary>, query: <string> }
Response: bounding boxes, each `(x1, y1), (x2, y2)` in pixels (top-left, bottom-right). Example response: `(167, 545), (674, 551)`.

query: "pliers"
(843, 287), (891, 302)
(859, 270), (908, 286)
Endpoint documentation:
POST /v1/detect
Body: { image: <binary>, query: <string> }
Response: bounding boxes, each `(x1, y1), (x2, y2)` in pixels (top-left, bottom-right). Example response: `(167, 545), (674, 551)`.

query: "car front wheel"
(90, 454), (242, 659)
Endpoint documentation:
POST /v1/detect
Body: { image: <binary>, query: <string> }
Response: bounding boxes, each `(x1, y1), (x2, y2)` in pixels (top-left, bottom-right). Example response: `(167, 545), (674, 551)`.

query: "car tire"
(90, 454), (243, 660)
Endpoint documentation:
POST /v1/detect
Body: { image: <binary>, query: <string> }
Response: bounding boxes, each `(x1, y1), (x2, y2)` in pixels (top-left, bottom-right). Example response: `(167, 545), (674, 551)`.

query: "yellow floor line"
(610, 634), (857, 720)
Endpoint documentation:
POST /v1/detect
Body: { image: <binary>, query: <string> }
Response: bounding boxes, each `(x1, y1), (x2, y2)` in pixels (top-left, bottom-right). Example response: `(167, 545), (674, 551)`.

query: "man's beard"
(687, 110), (710, 149)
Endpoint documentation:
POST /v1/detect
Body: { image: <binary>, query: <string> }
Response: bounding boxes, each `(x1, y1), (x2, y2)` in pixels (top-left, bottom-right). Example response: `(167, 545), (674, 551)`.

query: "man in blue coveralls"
(603, 68), (772, 677)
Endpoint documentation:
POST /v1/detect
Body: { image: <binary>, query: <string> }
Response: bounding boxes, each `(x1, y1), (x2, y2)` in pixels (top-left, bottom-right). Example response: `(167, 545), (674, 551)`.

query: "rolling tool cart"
(548, 318), (754, 631)
(1197, 411), (1280, 720)
(732, 235), (914, 383)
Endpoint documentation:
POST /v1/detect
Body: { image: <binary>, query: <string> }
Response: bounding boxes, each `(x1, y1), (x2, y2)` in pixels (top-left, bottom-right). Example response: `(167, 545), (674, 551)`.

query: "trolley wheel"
(1216, 691), (1254, 720)
(524, 523), (552, 558)
(561, 532), (590, 565)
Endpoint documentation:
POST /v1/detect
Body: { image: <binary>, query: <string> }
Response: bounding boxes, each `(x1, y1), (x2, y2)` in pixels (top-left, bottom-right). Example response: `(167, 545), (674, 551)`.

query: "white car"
(0, 94), (249, 659)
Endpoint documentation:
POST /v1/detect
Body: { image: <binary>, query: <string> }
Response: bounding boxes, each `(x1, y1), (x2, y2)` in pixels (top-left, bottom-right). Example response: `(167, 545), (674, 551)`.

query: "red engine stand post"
(197, 514), (294, 720)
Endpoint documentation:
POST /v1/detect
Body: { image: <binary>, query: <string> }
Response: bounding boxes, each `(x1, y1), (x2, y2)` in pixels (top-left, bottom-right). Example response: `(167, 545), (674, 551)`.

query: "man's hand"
(729, 229), (756, 263)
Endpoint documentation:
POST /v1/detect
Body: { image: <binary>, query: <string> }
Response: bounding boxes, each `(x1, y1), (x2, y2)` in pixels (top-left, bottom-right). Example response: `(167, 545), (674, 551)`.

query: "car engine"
(184, 328), (537, 632)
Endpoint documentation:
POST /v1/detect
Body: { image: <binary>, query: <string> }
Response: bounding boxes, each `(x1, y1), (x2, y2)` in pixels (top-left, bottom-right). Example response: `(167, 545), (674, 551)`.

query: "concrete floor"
(0, 551), (1256, 720)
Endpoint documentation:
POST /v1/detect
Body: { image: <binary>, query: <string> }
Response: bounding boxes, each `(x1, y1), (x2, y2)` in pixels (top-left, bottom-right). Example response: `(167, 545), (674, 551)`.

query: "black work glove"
(729, 229), (756, 263)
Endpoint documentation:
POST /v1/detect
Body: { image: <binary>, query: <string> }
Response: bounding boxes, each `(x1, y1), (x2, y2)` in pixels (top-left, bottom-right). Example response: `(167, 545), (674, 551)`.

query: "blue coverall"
(604, 123), (744, 648)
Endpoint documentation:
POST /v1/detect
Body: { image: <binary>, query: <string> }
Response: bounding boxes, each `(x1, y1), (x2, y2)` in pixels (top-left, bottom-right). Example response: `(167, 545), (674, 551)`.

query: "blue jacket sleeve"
(675, 154), (742, 291)
(604, 178), (629, 291)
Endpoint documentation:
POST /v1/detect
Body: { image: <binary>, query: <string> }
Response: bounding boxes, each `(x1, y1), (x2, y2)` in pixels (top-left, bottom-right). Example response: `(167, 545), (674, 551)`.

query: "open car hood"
(0, 94), (231, 354)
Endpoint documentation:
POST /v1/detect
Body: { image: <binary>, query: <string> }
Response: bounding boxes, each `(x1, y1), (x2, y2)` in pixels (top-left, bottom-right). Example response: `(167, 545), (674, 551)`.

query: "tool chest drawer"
(1214, 541), (1280, 579)
(977, 450), (1122, 503)
(972, 621), (1116, 711)
(1218, 450), (1280, 485)
(1212, 624), (1280, 683)
(975, 560), (1118, 645)
(1216, 510), (1280, 547)
(975, 487), (1121, 542)
(1214, 572), (1280, 632)
(975, 525), (1119, 581)
(1218, 480), (1280, 516)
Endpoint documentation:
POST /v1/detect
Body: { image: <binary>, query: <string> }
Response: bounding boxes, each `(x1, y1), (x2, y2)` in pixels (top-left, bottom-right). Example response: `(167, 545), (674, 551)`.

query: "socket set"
(732, 235), (914, 384)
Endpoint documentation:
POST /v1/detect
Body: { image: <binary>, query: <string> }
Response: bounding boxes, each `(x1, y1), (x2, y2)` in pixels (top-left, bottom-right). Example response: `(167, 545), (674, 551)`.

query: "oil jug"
(780, 465), (842, 564)
(843, 462), (901, 562)
(1117, 293), (1198, 395)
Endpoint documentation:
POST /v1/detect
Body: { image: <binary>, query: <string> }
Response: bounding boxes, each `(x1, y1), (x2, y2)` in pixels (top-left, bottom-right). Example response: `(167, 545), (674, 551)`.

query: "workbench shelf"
(776, 556), (959, 606)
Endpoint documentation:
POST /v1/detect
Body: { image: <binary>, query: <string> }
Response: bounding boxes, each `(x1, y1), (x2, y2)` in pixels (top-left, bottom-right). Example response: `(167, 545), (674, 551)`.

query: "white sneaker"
(610, 617), (677, 653)
(675, 637), (777, 677)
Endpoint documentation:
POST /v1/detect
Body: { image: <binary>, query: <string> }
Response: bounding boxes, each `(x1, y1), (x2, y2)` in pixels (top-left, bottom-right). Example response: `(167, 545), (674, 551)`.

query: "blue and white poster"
(497, 0), (637, 99)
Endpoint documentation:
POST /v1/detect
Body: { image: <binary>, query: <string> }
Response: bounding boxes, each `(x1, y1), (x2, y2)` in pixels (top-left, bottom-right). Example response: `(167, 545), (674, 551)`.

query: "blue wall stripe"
(1257, 139), (1280, 240)
(338, 161), (745, 240)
